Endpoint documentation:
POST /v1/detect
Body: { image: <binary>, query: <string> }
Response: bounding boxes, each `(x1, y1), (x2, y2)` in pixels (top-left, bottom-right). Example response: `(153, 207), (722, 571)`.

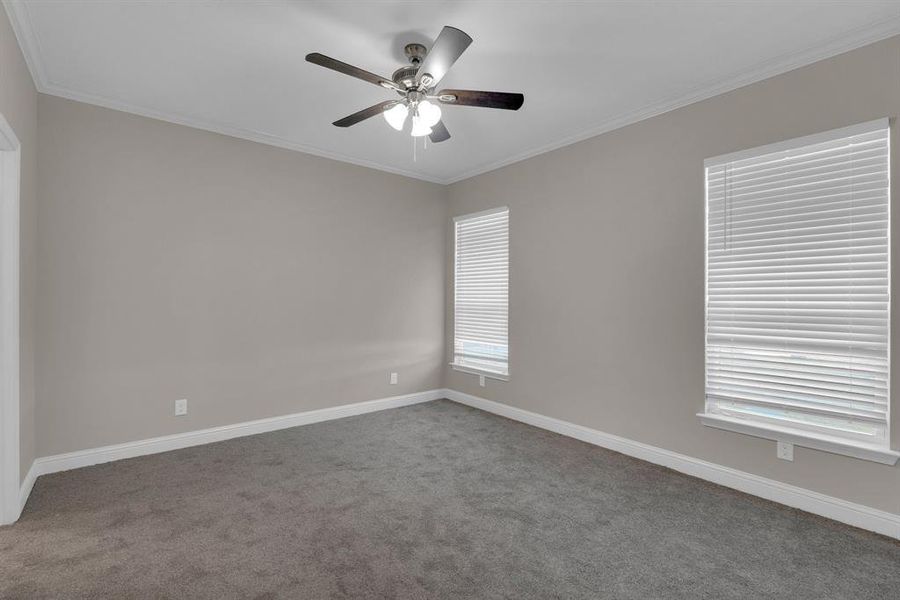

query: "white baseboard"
(22, 389), (444, 500)
(17, 387), (900, 540)
(443, 389), (900, 540)
(17, 461), (36, 516)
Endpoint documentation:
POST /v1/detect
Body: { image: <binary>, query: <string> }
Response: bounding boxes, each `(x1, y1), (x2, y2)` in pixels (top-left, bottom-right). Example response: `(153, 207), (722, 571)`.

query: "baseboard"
(28, 388), (444, 483)
(19, 387), (900, 540)
(17, 461), (36, 516)
(443, 389), (900, 540)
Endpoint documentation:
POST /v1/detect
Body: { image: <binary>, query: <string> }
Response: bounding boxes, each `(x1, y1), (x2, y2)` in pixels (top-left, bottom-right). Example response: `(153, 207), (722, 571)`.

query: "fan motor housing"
(391, 66), (418, 88)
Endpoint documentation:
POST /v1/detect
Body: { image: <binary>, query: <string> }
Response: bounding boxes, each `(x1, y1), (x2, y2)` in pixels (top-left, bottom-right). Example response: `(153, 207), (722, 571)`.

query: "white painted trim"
(698, 413), (899, 465)
(40, 84), (448, 185)
(0, 4), (446, 186)
(0, 114), (20, 526)
(704, 118), (889, 167)
(453, 206), (509, 222)
(443, 18), (900, 184)
(449, 363), (509, 382)
(21, 389), (443, 491)
(15, 388), (900, 539)
(1, 0), (47, 91)
(17, 460), (35, 515)
(5, 1), (900, 185)
(443, 389), (900, 540)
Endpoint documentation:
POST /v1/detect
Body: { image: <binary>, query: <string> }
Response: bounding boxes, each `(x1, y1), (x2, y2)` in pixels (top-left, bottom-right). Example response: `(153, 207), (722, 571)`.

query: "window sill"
(698, 413), (899, 465)
(449, 363), (509, 382)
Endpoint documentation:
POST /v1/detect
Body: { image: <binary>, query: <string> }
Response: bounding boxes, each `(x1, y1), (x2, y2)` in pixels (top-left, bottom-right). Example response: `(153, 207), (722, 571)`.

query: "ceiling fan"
(306, 26), (524, 143)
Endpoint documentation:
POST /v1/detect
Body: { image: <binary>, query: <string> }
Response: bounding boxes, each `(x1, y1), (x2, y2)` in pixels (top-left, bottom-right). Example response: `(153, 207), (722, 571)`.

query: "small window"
(701, 120), (895, 462)
(452, 207), (509, 379)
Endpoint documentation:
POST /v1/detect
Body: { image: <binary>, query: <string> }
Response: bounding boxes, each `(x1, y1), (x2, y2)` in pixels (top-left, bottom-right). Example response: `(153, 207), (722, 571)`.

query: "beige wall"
(0, 7), (37, 484)
(36, 95), (446, 456)
(444, 36), (900, 515)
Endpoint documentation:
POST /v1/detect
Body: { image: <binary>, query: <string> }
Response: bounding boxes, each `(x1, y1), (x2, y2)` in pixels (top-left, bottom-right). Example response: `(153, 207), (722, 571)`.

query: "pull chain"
(412, 134), (428, 162)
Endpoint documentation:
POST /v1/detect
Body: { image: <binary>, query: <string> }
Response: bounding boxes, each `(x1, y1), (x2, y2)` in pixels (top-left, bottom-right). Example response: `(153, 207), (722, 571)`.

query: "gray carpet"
(0, 399), (897, 599)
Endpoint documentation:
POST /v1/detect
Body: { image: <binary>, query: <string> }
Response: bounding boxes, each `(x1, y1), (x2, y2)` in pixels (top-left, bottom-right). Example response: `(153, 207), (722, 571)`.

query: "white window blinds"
(454, 207), (509, 377)
(704, 119), (890, 447)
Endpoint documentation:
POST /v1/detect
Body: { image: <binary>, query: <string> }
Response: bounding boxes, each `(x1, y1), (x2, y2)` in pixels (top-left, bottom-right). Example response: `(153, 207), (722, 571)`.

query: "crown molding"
(2, 0), (47, 91)
(443, 15), (900, 184)
(5, 1), (900, 186)
(36, 82), (449, 185)
(1, 0), (447, 185)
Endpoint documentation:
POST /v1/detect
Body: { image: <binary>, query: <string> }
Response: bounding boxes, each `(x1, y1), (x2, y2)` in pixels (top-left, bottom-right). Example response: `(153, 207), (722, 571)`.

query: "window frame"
(450, 206), (510, 381)
(698, 119), (899, 465)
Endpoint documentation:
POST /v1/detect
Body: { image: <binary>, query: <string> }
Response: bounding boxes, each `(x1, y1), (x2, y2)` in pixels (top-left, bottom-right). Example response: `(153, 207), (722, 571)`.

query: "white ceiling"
(6, 1), (900, 184)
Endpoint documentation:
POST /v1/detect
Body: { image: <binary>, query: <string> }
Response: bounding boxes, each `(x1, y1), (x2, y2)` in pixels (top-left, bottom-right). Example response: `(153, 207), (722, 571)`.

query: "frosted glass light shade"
(417, 100), (441, 128)
(383, 103), (408, 131)
(410, 114), (432, 137)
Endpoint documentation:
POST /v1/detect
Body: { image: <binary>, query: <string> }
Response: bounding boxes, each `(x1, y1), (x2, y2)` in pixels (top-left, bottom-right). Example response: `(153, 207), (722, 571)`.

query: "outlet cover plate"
(777, 441), (794, 461)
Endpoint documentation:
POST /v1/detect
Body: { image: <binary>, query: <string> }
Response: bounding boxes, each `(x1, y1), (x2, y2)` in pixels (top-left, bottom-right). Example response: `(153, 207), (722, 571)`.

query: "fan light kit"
(306, 26), (524, 145)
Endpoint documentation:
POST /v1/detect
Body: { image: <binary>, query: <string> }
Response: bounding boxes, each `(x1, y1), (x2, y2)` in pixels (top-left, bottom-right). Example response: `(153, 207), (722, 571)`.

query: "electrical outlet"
(777, 441), (793, 461)
(174, 398), (188, 416)
(479, 374), (486, 387)
(390, 372), (398, 385)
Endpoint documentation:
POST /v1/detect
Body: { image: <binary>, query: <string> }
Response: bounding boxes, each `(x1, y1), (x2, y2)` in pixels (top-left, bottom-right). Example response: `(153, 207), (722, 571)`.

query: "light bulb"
(410, 114), (432, 137)
(417, 100), (441, 128)
(383, 103), (408, 131)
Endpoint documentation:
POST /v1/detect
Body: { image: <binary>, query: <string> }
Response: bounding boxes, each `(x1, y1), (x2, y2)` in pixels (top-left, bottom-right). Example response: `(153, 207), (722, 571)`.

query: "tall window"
(702, 120), (893, 460)
(453, 207), (509, 378)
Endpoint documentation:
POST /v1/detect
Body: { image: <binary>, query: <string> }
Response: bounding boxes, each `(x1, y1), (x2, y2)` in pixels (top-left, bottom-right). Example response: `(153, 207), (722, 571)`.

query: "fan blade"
(333, 101), (400, 127)
(437, 89), (524, 110)
(306, 53), (400, 91)
(429, 121), (451, 143)
(415, 26), (472, 88)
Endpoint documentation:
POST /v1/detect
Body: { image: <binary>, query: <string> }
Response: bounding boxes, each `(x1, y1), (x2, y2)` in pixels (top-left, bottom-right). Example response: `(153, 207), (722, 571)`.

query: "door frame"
(0, 113), (21, 525)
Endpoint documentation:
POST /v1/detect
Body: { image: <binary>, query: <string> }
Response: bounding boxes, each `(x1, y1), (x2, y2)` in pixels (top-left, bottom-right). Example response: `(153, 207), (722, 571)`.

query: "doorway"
(0, 113), (20, 525)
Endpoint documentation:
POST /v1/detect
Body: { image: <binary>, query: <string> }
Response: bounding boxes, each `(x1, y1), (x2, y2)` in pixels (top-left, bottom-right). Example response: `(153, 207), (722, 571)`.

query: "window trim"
(449, 362), (510, 381)
(452, 206), (510, 223)
(703, 118), (889, 168)
(698, 118), (896, 464)
(699, 413), (899, 465)
(452, 206), (510, 382)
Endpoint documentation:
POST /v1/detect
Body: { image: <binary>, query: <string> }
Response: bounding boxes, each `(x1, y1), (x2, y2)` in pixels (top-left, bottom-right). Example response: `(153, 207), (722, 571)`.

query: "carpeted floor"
(0, 399), (898, 599)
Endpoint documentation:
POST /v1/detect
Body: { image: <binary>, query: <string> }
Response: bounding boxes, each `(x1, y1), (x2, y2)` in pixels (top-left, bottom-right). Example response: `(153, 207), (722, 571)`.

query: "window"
(452, 207), (509, 379)
(701, 119), (898, 464)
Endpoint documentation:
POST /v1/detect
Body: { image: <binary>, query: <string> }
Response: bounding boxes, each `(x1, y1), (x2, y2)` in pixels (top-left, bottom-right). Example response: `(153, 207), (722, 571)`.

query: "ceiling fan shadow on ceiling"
(306, 26), (524, 144)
